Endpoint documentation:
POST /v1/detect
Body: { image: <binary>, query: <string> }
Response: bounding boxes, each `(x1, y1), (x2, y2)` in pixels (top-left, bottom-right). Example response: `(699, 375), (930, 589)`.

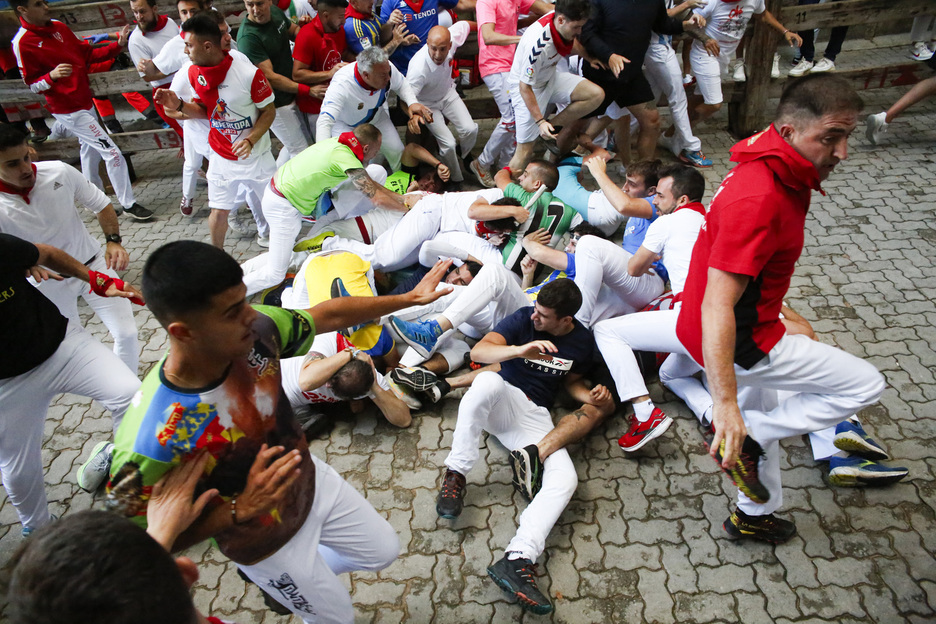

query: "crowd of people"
(1, 0), (931, 620)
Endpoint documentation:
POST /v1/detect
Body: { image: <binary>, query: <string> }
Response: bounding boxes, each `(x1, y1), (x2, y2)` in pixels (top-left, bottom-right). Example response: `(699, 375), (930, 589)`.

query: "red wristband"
(298, 83), (311, 98)
(88, 270), (144, 305)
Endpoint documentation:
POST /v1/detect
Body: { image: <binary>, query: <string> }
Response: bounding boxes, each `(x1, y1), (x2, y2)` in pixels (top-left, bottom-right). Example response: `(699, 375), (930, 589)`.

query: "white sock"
(633, 399), (654, 423)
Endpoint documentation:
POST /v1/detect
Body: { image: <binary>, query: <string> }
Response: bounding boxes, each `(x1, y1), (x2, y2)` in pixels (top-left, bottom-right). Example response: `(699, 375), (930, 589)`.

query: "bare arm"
(96, 206), (129, 272)
(306, 259), (454, 334)
(298, 350), (352, 393)
(293, 58), (347, 84)
(137, 58), (168, 82)
(467, 197), (529, 222)
(480, 22), (521, 46)
(154, 88), (207, 120)
(370, 378), (412, 427)
(702, 267), (750, 469)
(346, 168), (409, 212)
(755, 10), (803, 47)
(232, 102), (276, 159)
(471, 331), (560, 365)
(584, 158), (653, 218)
(256, 58), (301, 94)
(627, 245), (659, 277)
(522, 229), (568, 270)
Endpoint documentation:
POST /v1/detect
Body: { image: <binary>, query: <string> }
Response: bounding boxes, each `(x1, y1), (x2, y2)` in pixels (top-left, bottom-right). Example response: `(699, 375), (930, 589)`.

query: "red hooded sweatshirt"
(12, 18), (124, 114)
(676, 124), (823, 369)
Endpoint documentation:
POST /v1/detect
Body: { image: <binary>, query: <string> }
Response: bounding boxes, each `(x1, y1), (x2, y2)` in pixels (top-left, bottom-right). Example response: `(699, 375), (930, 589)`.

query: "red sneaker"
(618, 407), (673, 452)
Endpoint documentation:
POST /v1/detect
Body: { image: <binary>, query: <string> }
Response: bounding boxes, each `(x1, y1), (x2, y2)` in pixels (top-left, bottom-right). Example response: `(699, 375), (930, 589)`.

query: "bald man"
(405, 22), (478, 184)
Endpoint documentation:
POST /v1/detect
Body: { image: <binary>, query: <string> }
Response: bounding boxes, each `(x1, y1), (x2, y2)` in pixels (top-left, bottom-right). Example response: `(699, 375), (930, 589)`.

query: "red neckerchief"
(0, 164), (38, 204)
(402, 0), (424, 14)
(189, 52), (233, 98)
(345, 4), (373, 20)
(353, 63), (377, 95)
(674, 200), (706, 216)
(337, 131), (366, 161)
(546, 15), (573, 57)
(730, 124), (824, 196)
(142, 14), (170, 32)
(18, 17), (58, 37)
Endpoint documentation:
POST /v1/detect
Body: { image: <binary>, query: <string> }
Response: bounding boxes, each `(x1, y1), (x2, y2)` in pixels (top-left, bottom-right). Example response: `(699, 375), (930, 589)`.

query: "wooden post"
(729, 0), (784, 138)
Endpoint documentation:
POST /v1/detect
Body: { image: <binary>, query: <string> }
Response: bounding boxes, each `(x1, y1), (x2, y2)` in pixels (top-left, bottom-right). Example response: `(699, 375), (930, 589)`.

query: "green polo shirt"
(237, 5), (295, 108)
(274, 138), (364, 216)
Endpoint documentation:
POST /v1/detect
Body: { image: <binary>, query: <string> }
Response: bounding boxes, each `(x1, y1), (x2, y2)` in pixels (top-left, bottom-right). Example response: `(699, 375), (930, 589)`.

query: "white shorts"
(510, 72), (585, 143)
(690, 41), (731, 106)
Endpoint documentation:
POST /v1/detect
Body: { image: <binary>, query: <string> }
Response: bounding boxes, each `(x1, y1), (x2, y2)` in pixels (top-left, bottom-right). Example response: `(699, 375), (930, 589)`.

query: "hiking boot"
(77, 441), (114, 492)
(509, 444), (544, 501)
(389, 317), (443, 359)
(828, 456), (908, 487)
(487, 555), (553, 615)
(833, 419), (889, 460)
(391, 366), (440, 393)
(712, 434), (771, 504)
(618, 407), (672, 452)
(436, 469), (466, 519)
(724, 509), (796, 543)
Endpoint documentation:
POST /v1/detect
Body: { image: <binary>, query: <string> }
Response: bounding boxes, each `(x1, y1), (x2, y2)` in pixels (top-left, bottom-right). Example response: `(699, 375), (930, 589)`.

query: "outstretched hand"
(407, 258), (455, 305)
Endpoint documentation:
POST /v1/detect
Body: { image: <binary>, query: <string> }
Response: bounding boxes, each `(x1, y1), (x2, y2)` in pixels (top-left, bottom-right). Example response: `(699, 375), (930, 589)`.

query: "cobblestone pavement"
(1, 38), (935, 623)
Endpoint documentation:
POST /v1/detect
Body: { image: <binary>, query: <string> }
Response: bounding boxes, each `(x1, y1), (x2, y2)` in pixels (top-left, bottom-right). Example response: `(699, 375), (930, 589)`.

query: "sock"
(633, 399), (654, 423)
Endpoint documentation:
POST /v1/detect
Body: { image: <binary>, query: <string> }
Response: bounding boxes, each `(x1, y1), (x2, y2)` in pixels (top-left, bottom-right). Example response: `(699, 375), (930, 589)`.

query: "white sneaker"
(256, 235), (270, 248)
(771, 53), (780, 78)
(469, 159), (496, 188)
(658, 133), (679, 157)
(789, 58), (814, 77)
(910, 41), (935, 61)
(228, 208), (253, 236)
(865, 112), (888, 145)
(731, 60), (746, 82)
(812, 58), (835, 73)
(682, 73), (695, 87)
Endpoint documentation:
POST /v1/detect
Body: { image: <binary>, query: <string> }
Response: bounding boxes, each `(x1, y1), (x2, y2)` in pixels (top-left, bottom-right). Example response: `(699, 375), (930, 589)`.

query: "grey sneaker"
(228, 208), (253, 236)
(77, 441), (114, 492)
(865, 112), (888, 146)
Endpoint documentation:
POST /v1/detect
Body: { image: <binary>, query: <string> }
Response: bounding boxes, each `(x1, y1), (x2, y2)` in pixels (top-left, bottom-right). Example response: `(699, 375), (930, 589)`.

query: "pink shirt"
(476, 0), (535, 78)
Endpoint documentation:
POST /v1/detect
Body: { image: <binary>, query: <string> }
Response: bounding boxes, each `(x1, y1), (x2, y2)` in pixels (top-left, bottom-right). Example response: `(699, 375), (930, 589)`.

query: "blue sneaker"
(330, 277), (368, 334)
(389, 316), (443, 359)
(679, 149), (713, 168)
(834, 420), (889, 461)
(828, 456), (908, 487)
(22, 514), (58, 538)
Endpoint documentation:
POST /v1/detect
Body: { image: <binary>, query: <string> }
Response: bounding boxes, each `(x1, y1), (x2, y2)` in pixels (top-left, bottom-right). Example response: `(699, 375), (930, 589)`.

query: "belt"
(270, 177), (286, 199)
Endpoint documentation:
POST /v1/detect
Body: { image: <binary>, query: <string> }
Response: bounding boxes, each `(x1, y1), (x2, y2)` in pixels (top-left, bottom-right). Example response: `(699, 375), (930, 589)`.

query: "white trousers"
(182, 120), (211, 202)
(239, 453), (399, 623)
(311, 208), (404, 244)
(330, 106), (403, 171)
(272, 103), (311, 166)
(0, 322), (139, 530)
(644, 43), (702, 153)
(424, 89), (478, 182)
(242, 185), (305, 296)
(445, 372), (577, 563)
(573, 235), (665, 327)
(324, 194), (443, 271)
(54, 108), (135, 208)
(478, 72), (516, 170)
(36, 254), (139, 374)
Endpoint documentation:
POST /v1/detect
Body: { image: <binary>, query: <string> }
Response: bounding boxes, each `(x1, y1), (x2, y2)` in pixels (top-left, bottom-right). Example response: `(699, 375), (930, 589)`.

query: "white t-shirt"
(128, 18), (180, 88)
(640, 207), (705, 296)
(317, 62), (418, 138)
(436, 187), (504, 233)
(406, 21), (470, 104)
(696, 0), (765, 48)
(509, 12), (568, 90)
(419, 230), (504, 267)
(281, 332), (390, 407)
(173, 52), (275, 181)
(0, 161), (110, 265)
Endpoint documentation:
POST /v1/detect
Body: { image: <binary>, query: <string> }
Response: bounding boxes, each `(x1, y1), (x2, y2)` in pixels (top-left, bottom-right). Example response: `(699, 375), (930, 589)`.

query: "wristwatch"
(105, 233), (122, 245)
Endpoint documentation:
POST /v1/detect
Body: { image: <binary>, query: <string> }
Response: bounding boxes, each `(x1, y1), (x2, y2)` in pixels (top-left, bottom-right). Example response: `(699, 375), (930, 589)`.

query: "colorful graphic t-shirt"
(494, 305), (595, 408)
(500, 183), (582, 275)
(108, 306), (317, 565)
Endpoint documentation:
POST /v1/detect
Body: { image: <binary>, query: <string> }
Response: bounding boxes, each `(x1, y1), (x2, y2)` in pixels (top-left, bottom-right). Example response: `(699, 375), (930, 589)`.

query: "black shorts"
(583, 68), (656, 117)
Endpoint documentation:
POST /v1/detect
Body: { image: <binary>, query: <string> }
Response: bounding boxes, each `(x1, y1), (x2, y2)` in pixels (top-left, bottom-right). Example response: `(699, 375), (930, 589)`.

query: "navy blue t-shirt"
(493, 306), (596, 409)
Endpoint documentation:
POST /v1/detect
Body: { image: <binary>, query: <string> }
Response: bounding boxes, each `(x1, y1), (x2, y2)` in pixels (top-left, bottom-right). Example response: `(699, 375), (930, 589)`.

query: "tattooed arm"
(345, 168), (409, 212)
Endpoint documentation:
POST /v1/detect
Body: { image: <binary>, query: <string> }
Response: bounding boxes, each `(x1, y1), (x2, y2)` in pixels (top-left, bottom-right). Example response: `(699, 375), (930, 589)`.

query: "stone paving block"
(796, 585), (868, 619)
(605, 542), (662, 572)
(672, 591), (736, 624)
(753, 562), (801, 620)
(638, 568), (675, 624)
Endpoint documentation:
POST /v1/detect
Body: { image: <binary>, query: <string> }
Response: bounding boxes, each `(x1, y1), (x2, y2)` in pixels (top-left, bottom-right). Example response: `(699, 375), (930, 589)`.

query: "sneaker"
(22, 514), (58, 538)
(618, 407), (672, 452)
(789, 58), (814, 77)
(77, 441), (114, 492)
(227, 209), (253, 236)
(259, 275), (294, 307)
(658, 132), (679, 156)
(712, 434), (771, 504)
(256, 235), (270, 248)
(180, 197), (194, 217)
(731, 59), (746, 82)
(436, 468), (466, 519)
(388, 316), (443, 359)
(470, 159), (496, 188)
(679, 149), (713, 168)
(422, 378), (451, 404)
(293, 230), (334, 253)
(487, 555), (553, 615)
(865, 112), (889, 146)
(723, 509), (796, 544)
(833, 419), (889, 460)
(388, 378), (422, 410)
(771, 53), (780, 78)
(541, 131), (562, 156)
(790, 55), (802, 67)
(811, 57), (835, 73)
(103, 118), (125, 134)
(509, 444), (544, 501)
(391, 366), (440, 393)
(828, 456), (909, 487)
(123, 203), (154, 221)
(910, 41), (935, 61)
(682, 73), (695, 87)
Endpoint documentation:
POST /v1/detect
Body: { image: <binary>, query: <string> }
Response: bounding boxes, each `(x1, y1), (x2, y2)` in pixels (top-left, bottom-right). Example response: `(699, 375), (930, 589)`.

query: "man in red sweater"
(11, 0), (153, 221)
